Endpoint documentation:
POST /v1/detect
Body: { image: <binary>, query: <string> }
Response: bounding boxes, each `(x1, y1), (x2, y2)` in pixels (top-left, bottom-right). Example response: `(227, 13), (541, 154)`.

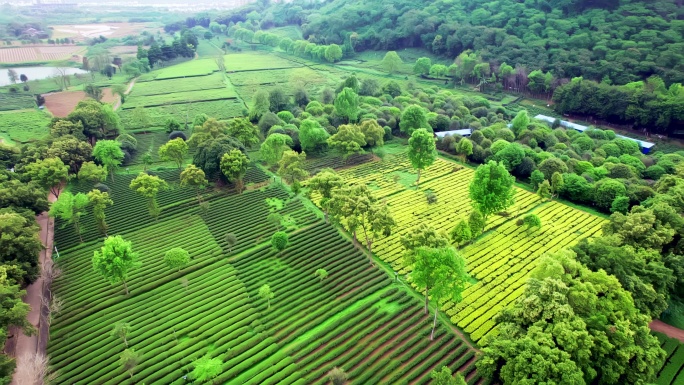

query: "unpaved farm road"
(113, 77), (137, 111)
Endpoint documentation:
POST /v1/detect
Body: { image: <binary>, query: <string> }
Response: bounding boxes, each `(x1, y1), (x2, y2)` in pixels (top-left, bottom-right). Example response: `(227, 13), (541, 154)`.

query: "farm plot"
(138, 59), (218, 81)
(122, 87), (238, 109)
(50, 183), (479, 384)
(0, 109), (51, 144)
(0, 93), (35, 111)
(118, 99), (245, 129)
(129, 73), (226, 97)
(446, 202), (606, 342)
(224, 52), (303, 72)
(655, 332), (684, 385)
(228, 67), (325, 86)
(43, 89), (117, 117)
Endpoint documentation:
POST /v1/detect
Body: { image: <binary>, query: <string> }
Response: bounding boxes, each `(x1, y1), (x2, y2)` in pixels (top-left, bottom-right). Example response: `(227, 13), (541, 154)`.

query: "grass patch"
(0, 109), (51, 144)
(224, 52), (302, 72)
(138, 59), (218, 81)
(118, 99), (246, 129)
(129, 73), (226, 97)
(122, 87), (238, 109)
(266, 25), (303, 41)
(0, 93), (36, 111)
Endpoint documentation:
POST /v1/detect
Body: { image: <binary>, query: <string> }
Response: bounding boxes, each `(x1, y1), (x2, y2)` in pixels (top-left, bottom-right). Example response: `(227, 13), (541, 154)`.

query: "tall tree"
(277, 150), (309, 184)
(259, 284), (274, 309)
(220, 149), (249, 192)
(307, 168), (345, 222)
(334, 87), (359, 123)
(24, 157), (68, 198)
(78, 161), (107, 184)
(469, 161), (515, 222)
(180, 164), (208, 205)
(431, 366), (466, 385)
(359, 119), (385, 151)
(49, 191), (89, 242)
(164, 247), (191, 272)
(87, 189), (113, 236)
(407, 128), (436, 185)
(249, 90), (270, 121)
(110, 321), (131, 347)
(381, 51), (403, 74)
(119, 349), (141, 379)
(327, 124), (366, 159)
(0, 210), (42, 285)
(158, 138), (188, 171)
(129, 172), (168, 220)
(260, 134), (293, 166)
(92, 235), (139, 295)
(226, 118), (260, 147)
(400, 105), (430, 135)
(92, 140), (124, 182)
(299, 119), (330, 153)
(271, 231), (288, 256)
(324, 44), (343, 63)
(413, 57), (432, 76)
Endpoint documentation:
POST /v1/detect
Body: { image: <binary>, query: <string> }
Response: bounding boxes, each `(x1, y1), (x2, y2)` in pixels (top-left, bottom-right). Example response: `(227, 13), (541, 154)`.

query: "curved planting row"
(446, 202), (606, 342)
(655, 332), (684, 385)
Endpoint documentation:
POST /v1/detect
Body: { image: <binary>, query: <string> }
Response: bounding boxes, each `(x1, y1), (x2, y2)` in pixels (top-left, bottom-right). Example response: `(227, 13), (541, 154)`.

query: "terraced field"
(224, 52), (303, 71)
(0, 109), (51, 144)
(655, 332), (684, 385)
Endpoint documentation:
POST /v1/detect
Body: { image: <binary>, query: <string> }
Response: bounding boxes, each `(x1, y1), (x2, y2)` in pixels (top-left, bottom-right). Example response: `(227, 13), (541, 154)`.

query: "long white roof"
(534, 114), (655, 149)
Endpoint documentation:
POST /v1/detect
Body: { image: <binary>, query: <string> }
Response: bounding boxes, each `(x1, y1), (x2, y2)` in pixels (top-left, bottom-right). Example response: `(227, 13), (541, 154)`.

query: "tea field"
(0, 109), (51, 144)
(655, 333), (684, 385)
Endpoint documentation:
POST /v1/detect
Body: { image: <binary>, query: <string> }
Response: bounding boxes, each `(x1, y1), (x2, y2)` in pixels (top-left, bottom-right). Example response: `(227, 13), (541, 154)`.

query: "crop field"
(0, 93), (35, 111)
(655, 332), (684, 385)
(122, 87), (238, 109)
(224, 52), (303, 72)
(50, 171), (480, 384)
(129, 73), (227, 97)
(118, 99), (246, 129)
(195, 40), (225, 57)
(0, 109), (51, 143)
(43, 89), (117, 117)
(138, 59), (218, 82)
(0, 45), (82, 63)
(322, 153), (606, 343)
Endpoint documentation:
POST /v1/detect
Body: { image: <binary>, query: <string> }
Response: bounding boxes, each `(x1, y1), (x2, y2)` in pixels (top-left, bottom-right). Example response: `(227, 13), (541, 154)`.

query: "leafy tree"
(0, 179), (49, 215)
(334, 87), (359, 123)
(538, 157), (569, 180)
(164, 247), (191, 272)
(407, 246), (469, 339)
(129, 172), (169, 220)
(456, 138), (473, 158)
(299, 119), (330, 152)
(521, 213), (542, 231)
(478, 249), (664, 385)
(67, 100), (120, 143)
(413, 57), (432, 75)
(510, 110), (530, 137)
(158, 138), (188, 171)
(78, 161), (107, 183)
(450, 220), (472, 245)
(180, 164), (208, 205)
(431, 366), (466, 385)
(267, 212), (283, 231)
(327, 124), (366, 159)
(278, 150), (309, 184)
(551, 172), (564, 196)
(224, 233), (237, 253)
(249, 90), (270, 120)
(87, 189), (113, 236)
(92, 140), (124, 182)
(468, 210), (485, 237)
(260, 134), (293, 166)
(537, 180), (552, 201)
(308, 168), (345, 222)
(324, 44), (343, 63)
(359, 78), (380, 96)
(24, 157), (68, 198)
(383, 81), (402, 98)
(50, 119), (85, 140)
(493, 143), (525, 171)
(268, 88), (288, 112)
(530, 169), (545, 190)
(92, 235), (139, 295)
(119, 349), (141, 379)
(469, 161), (515, 222)
(400, 105), (430, 135)
(0, 210), (42, 285)
(188, 118), (227, 148)
(110, 321), (131, 347)
(259, 284), (274, 309)
(271, 231), (288, 256)
(49, 191), (89, 242)
(164, 117), (181, 134)
(314, 268), (328, 281)
(191, 355), (222, 383)
(359, 120), (384, 150)
(328, 367), (348, 385)
(381, 51), (403, 74)
(47, 135), (92, 174)
(407, 128), (436, 185)
(611, 195), (630, 214)
(192, 135), (245, 181)
(220, 149), (249, 192)
(227, 118), (260, 147)
(594, 179), (626, 211)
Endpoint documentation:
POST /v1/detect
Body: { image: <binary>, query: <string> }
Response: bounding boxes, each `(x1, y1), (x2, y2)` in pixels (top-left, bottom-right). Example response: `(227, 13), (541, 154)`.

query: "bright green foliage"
(164, 247), (191, 272)
(327, 124), (366, 158)
(92, 140), (124, 182)
(359, 120), (384, 149)
(110, 321), (131, 347)
(0, 210), (42, 285)
(431, 366), (466, 385)
(271, 231), (288, 255)
(129, 173), (169, 220)
(259, 284), (274, 309)
(510, 110), (530, 137)
(158, 138), (188, 170)
(381, 51), (403, 74)
(450, 220), (472, 245)
(192, 355), (222, 383)
(530, 169), (545, 190)
(67, 99), (121, 141)
(334, 87), (359, 123)
(413, 57), (432, 75)
(164, 117), (181, 133)
(261, 134), (293, 166)
(407, 128), (436, 185)
(24, 157), (68, 198)
(314, 268), (328, 281)
(192, 135), (245, 182)
(249, 90), (270, 120)
(278, 150), (309, 184)
(299, 119), (330, 152)
(521, 214), (541, 230)
(456, 138), (473, 157)
(401, 223), (449, 254)
(78, 161), (106, 183)
(92, 235), (140, 295)
(220, 149), (249, 192)
(87, 189), (113, 235)
(400, 105), (430, 135)
(324, 44), (343, 63)
(469, 161), (515, 221)
(308, 168), (345, 221)
(468, 210), (485, 237)
(49, 191), (89, 242)
(119, 348), (141, 379)
(188, 118), (227, 148)
(47, 135), (92, 174)
(538, 157), (568, 180)
(227, 118), (260, 147)
(610, 195), (630, 214)
(180, 165), (208, 205)
(551, 172), (564, 195)
(478, 249), (664, 385)
(594, 179), (626, 211)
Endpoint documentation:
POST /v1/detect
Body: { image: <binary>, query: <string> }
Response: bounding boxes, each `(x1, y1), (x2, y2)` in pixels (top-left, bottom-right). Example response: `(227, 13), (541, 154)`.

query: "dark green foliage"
(193, 135), (246, 182)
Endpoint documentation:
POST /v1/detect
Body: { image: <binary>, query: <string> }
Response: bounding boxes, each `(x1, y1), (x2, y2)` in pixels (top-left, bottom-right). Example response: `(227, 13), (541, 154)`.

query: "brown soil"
(43, 89), (117, 117)
(651, 320), (684, 342)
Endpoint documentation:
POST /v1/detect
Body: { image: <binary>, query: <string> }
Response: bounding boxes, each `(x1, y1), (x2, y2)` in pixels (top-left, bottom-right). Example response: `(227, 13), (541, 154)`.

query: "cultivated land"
(0, 46), (85, 63)
(43, 88), (117, 117)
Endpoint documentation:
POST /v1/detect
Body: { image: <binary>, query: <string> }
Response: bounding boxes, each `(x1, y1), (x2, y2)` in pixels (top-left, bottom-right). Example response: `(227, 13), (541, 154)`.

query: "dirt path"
(112, 77), (137, 111)
(651, 320), (684, 342)
(8, 191), (57, 385)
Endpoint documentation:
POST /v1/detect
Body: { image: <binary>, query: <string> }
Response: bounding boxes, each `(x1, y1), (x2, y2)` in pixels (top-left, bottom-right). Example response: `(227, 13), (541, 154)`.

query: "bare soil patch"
(43, 89), (117, 117)
(50, 23), (162, 41)
(651, 320), (684, 342)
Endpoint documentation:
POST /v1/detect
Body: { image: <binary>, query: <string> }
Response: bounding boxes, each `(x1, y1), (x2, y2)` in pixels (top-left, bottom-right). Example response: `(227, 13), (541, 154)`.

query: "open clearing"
(0, 46), (84, 63)
(43, 89), (117, 117)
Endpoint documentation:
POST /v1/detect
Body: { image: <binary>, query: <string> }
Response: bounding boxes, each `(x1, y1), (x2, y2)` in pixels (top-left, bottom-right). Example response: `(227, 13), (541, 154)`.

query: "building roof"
(534, 114), (655, 149)
(434, 129), (472, 138)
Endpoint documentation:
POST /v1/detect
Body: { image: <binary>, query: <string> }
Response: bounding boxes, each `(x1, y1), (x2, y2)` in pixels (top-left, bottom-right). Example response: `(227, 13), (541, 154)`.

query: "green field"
(655, 333), (684, 385)
(118, 99), (246, 129)
(0, 93), (35, 111)
(122, 87), (238, 109)
(138, 59), (219, 81)
(0, 109), (51, 144)
(224, 52), (304, 72)
(129, 73), (227, 97)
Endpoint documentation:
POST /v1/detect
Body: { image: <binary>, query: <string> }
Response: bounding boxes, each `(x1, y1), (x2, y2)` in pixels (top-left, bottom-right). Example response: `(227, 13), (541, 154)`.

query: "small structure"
(534, 114), (655, 154)
(434, 129), (472, 138)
